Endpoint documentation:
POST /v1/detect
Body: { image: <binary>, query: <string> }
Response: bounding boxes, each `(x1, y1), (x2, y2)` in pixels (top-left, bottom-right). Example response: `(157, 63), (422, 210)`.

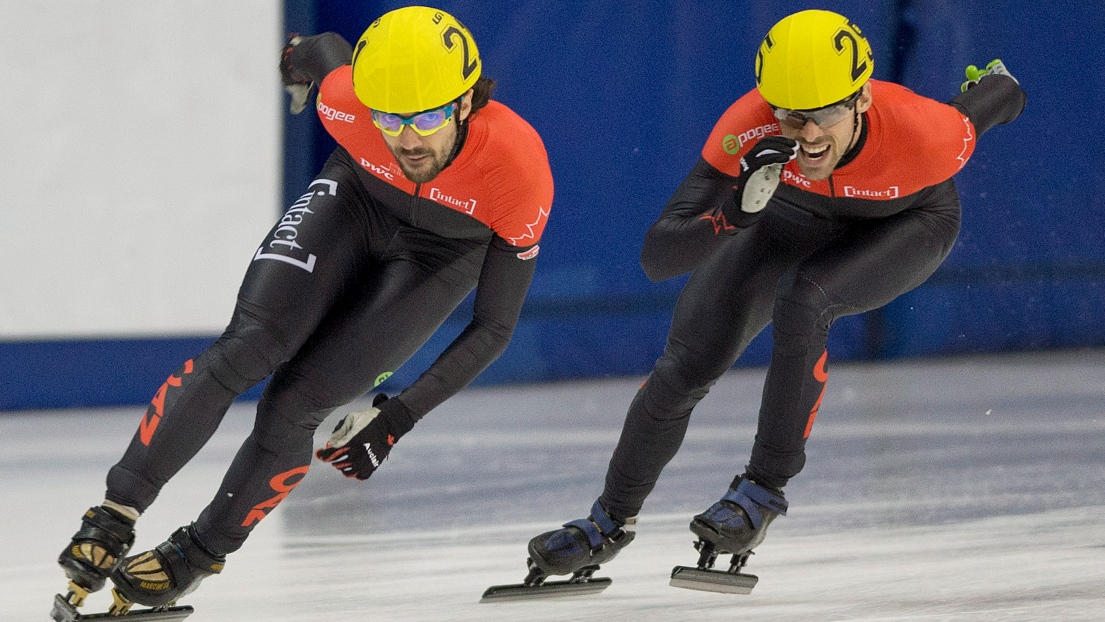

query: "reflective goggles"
(371, 101), (458, 137)
(771, 90), (861, 130)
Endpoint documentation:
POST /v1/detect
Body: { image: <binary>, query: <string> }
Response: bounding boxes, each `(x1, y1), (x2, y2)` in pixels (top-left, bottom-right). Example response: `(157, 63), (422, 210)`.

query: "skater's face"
(777, 82), (872, 181)
(377, 90), (473, 184)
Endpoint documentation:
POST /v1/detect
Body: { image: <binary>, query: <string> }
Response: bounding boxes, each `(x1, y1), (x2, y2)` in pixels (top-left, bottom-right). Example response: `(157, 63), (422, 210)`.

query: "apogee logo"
(253, 178), (338, 272)
(723, 122), (780, 154)
(317, 99), (355, 123)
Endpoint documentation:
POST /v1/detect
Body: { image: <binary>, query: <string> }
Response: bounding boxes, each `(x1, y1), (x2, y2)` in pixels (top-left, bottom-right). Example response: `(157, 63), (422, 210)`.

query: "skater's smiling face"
(376, 90), (473, 183)
(775, 82), (872, 181)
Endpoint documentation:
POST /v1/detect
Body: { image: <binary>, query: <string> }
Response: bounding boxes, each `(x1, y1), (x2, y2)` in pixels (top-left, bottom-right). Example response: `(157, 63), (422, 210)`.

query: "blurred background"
(2, 0), (1102, 411)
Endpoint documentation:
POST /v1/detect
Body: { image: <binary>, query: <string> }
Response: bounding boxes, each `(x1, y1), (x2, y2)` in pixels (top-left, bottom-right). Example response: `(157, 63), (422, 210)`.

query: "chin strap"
(440, 105), (470, 171)
(835, 106), (868, 171)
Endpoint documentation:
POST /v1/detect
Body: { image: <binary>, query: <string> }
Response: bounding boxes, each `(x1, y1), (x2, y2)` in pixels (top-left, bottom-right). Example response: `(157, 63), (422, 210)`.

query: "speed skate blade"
(669, 566), (758, 594)
(52, 593), (194, 622)
(480, 577), (612, 602)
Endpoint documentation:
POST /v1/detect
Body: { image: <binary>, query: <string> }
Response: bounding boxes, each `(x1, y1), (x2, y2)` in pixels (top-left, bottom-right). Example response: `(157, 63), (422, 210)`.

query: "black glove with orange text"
(280, 33), (313, 114)
(719, 135), (799, 229)
(315, 394), (418, 480)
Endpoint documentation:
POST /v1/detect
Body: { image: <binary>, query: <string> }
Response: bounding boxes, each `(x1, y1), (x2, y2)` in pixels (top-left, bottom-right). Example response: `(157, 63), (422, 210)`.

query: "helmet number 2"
(442, 26), (478, 81)
(833, 28), (868, 83)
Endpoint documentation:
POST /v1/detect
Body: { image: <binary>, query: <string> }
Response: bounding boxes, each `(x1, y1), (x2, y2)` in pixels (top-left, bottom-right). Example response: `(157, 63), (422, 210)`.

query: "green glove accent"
(961, 58), (1017, 92)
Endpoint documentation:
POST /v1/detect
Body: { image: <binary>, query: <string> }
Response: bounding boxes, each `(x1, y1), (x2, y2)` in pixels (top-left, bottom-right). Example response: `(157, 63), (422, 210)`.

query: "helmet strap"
(835, 107), (868, 171)
(848, 106), (861, 151)
(440, 103), (470, 171)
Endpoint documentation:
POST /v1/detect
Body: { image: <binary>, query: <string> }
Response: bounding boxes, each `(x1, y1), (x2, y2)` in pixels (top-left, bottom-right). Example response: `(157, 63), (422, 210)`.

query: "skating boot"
(107, 524), (224, 615)
(670, 476), (787, 594)
(55, 505), (136, 608)
(481, 500), (635, 601)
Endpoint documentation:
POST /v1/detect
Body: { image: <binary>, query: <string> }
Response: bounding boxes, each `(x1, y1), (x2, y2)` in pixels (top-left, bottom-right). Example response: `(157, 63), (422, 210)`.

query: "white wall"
(0, 1), (283, 339)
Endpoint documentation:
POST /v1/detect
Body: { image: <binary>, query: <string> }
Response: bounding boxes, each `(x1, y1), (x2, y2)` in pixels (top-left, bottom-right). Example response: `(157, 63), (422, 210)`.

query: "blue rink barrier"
(8, 265), (1104, 411)
(2, 1), (1101, 411)
(0, 338), (265, 412)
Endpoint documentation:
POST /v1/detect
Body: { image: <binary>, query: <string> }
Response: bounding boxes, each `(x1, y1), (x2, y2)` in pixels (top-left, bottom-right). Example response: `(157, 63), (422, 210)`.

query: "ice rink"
(4, 350), (1104, 621)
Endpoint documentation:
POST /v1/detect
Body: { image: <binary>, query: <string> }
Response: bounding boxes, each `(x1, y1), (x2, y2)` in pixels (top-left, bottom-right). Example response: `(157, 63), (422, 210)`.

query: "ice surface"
(4, 350), (1104, 621)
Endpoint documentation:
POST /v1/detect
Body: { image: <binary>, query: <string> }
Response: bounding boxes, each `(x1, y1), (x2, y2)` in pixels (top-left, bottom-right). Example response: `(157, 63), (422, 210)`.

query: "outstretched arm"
(948, 60), (1026, 136)
(398, 236), (537, 416)
(280, 32), (354, 113)
(313, 237), (537, 481)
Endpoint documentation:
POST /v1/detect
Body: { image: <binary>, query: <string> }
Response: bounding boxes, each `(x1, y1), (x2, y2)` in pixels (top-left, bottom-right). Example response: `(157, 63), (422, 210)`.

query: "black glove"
(315, 394), (416, 480)
(280, 33), (313, 114)
(720, 135), (798, 229)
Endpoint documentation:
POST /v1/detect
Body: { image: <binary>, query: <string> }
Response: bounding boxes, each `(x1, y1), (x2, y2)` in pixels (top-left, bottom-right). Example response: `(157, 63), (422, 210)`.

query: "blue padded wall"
(3, 1), (1100, 410)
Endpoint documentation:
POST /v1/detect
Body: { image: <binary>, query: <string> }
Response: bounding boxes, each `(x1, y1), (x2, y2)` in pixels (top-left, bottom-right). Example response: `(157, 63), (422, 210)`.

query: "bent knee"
(205, 320), (297, 394)
(773, 274), (837, 337)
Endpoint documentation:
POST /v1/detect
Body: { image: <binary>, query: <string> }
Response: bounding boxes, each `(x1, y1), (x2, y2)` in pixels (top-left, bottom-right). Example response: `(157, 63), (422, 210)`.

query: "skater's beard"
(386, 138), (455, 183)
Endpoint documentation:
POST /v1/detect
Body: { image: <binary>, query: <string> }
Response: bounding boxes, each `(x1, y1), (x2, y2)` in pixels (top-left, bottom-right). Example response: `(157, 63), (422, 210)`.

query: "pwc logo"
(360, 157), (400, 181)
(782, 169), (812, 189)
(241, 466), (310, 527)
(139, 359), (195, 446)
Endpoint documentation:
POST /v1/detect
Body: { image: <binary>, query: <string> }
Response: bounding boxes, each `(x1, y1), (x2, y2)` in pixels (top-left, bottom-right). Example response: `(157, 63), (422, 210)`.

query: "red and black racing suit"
(103, 34), (554, 555)
(599, 75), (1026, 521)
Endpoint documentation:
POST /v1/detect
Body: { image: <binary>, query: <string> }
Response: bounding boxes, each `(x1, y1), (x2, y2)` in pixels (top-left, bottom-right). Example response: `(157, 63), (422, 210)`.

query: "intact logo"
(429, 187), (478, 214)
(517, 245), (540, 260)
(843, 185), (900, 199)
(253, 178), (338, 272)
(317, 99), (355, 123)
(722, 122), (780, 154)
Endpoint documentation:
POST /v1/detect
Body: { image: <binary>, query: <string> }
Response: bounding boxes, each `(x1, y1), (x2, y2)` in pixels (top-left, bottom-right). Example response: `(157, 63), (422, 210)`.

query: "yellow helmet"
(351, 6), (482, 113)
(755, 10), (874, 110)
